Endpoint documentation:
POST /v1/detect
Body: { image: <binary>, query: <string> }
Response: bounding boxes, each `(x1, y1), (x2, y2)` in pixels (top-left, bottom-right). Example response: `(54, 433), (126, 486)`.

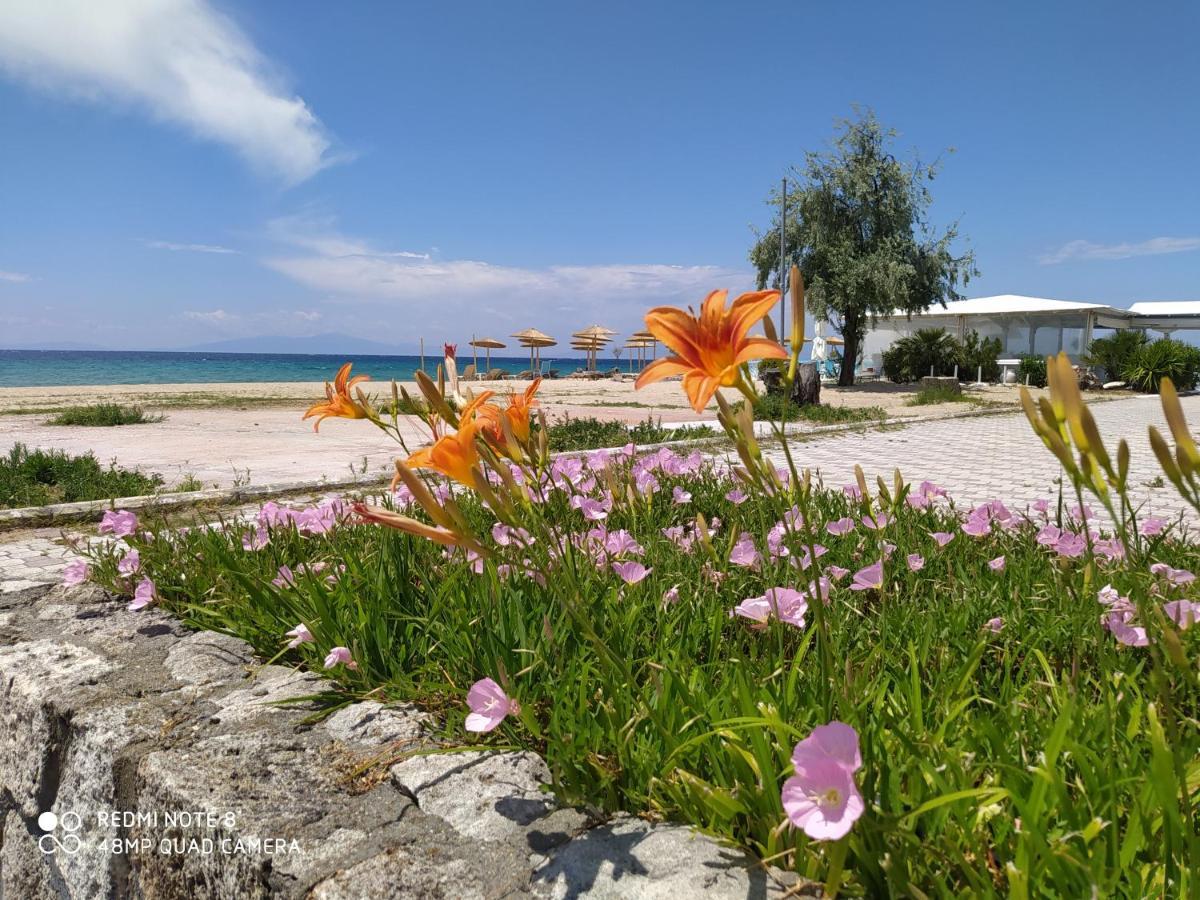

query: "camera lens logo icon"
(38, 811), (83, 856)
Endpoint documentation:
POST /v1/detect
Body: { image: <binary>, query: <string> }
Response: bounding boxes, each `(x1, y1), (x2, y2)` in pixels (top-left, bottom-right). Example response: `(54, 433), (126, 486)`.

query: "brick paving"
(3, 395), (1197, 592)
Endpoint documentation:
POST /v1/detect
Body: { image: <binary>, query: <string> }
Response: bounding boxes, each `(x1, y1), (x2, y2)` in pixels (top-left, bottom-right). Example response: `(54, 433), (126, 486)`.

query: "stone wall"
(0, 583), (805, 898)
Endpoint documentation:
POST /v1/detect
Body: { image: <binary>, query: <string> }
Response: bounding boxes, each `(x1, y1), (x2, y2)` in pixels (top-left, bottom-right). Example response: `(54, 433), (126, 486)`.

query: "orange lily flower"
(303, 363), (371, 431)
(406, 419), (483, 487)
(478, 378), (541, 447)
(635, 289), (786, 413)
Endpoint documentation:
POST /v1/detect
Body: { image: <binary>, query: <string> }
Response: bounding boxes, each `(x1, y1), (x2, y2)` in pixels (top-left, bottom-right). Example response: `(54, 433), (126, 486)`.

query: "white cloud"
(0, 0), (335, 184)
(143, 239), (238, 254)
(0, 269), (33, 283)
(184, 309), (237, 325)
(292, 310), (322, 322)
(261, 217), (747, 336)
(1039, 236), (1200, 265)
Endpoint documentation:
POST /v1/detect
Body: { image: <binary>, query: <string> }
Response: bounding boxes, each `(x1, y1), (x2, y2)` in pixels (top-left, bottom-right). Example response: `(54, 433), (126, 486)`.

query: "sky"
(1, 0), (1198, 352)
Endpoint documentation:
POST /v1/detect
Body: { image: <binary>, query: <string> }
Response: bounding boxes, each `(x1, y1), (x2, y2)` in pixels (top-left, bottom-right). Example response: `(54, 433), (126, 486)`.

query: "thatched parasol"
(469, 336), (506, 372)
(571, 325), (616, 371)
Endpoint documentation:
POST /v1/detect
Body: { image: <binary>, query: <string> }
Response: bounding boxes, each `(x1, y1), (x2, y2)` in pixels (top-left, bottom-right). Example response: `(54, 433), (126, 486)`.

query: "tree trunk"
(793, 361), (821, 406)
(839, 329), (860, 386)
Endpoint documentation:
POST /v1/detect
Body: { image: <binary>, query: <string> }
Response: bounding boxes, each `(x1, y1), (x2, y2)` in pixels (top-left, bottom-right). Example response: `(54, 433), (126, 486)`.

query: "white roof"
(1129, 301), (1200, 317)
(887, 294), (1129, 318)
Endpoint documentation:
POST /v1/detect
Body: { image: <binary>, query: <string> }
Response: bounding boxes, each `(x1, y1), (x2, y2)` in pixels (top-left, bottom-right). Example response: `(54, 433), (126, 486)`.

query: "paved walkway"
(3, 395), (1197, 593)
(753, 394), (1199, 522)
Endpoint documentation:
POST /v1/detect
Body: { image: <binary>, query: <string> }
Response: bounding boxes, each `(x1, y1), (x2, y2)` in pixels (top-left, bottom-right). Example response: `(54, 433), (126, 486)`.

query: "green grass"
(906, 385), (973, 406)
(0, 443), (164, 508)
(82, 457), (1200, 895)
(741, 394), (888, 425)
(46, 403), (164, 426)
(542, 415), (716, 451)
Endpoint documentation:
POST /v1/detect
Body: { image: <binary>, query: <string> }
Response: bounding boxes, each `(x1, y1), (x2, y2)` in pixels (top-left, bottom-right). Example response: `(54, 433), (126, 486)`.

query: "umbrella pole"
(472, 334), (478, 373)
(419, 337), (424, 373)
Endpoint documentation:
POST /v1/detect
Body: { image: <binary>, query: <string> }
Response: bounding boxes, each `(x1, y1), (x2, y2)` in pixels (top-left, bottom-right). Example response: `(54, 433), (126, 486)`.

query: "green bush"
(958, 330), (1002, 383)
(882, 328), (999, 383)
(1083, 330), (1150, 382)
(1017, 355), (1047, 388)
(906, 385), (971, 406)
(47, 404), (163, 426)
(0, 443), (164, 508)
(1121, 337), (1200, 392)
(882, 328), (961, 382)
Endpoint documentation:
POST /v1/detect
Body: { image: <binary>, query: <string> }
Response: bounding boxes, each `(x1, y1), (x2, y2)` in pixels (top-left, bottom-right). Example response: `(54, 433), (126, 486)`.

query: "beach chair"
(485, 369), (509, 380)
(461, 363), (477, 381)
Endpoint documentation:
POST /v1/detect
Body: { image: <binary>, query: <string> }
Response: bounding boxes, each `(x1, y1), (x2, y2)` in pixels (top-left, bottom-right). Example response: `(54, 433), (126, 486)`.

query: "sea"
(0, 349), (569, 388)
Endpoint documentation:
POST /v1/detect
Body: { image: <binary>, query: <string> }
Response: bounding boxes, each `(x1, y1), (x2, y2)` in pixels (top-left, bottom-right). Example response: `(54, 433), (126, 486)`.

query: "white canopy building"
(860, 295), (1200, 372)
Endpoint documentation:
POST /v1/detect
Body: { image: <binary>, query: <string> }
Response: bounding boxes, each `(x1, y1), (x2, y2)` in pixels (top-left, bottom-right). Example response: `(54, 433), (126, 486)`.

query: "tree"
(750, 110), (977, 386)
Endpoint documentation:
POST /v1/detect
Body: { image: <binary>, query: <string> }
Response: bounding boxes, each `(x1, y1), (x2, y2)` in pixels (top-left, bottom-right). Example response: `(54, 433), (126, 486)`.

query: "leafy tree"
(750, 110), (977, 385)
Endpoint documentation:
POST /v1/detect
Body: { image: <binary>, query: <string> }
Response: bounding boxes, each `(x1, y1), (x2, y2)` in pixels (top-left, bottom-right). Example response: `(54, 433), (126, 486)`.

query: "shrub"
(882, 328), (961, 382)
(1017, 354), (1047, 388)
(1083, 330), (1150, 382)
(756, 358), (788, 395)
(47, 404), (163, 426)
(0, 443), (163, 508)
(958, 330), (1002, 383)
(1121, 337), (1200, 392)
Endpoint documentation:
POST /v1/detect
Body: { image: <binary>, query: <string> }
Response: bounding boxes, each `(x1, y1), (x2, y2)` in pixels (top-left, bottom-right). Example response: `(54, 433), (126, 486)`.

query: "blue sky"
(1, 0), (1197, 351)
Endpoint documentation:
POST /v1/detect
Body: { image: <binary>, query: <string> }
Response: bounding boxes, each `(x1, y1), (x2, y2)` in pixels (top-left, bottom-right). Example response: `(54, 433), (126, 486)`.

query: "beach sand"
(0, 376), (1038, 490)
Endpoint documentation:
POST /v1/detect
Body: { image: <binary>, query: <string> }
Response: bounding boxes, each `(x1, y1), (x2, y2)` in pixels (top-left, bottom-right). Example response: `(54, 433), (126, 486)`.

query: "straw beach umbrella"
(512, 328), (557, 373)
(571, 325), (616, 371)
(469, 336), (506, 372)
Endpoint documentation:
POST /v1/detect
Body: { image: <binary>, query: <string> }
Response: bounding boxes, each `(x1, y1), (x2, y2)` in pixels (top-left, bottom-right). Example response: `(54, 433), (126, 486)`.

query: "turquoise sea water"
(0, 350), (564, 388)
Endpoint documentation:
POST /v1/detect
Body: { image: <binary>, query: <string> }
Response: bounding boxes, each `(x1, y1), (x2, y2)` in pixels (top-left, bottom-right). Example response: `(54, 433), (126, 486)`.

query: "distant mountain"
(176, 333), (414, 355)
(2, 340), (110, 351)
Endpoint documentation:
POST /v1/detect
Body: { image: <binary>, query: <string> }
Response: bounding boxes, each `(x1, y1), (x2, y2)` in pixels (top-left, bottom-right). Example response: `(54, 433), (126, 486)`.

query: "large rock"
(0, 582), (807, 898)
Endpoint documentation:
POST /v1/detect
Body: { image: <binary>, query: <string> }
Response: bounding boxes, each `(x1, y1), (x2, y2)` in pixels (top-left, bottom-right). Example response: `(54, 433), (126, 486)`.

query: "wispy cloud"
(184, 309), (238, 325)
(0, 269), (33, 283)
(0, 0), (336, 184)
(1039, 236), (1200, 265)
(143, 239), (239, 255)
(261, 216), (747, 336)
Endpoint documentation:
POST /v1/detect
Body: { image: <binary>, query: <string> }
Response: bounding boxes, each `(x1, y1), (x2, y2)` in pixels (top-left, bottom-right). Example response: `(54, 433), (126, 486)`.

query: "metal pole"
(779, 177), (787, 338)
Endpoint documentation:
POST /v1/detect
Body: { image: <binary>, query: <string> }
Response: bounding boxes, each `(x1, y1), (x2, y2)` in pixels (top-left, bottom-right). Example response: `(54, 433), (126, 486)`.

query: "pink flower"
(672, 486), (692, 505)
(128, 577), (156, 611)
(99, 509), (138, 538)
(849, 561), (883, 591)
(465, 677), (518, 732)
(961, 515), (990, 538)
(570, 495), (610, 521)
(272, 565), (296, 588)
(826, 565), (850, 581)
(612, 561), (651, 585)
(241, 526), (269, 551)
(117, 549), (141, 576)
(1163, 600), (1200, 630)
(861, 513), (889, 531)
(604, 530), (644, 558)
(323, 646), (357, 670)
(661, 585), (681, 607)
(1054, 533), (1086, 558)
(906, 553), (924, 572)
(62, 558), (89, 586)
(725, 488), (748, 505)
(1036, 524), (1061, 546)
(1150, 563), (1196, 587)
(906, 493), (930, 510)
(985, 616), (1004, 633)
(826, 517), (855, 536)
(988, 555), (1006, 572)
(842, 485), (862, 500)
(731, 588), (808, 629)
(931, 531), (955, 547)
(1140, 517), (1168, 537)
(782, 722), (864, 841)
(796, 544), (828, 570)
(1104, 610), (1148, 647)
(285, 624), (314, 648)
(1097, 584), (1122, 606)
(729, 534), (760, 568)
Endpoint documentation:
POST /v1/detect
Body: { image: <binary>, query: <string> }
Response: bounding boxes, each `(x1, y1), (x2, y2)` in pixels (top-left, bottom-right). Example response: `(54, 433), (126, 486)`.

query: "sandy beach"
(0, 376), (1042, 490)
